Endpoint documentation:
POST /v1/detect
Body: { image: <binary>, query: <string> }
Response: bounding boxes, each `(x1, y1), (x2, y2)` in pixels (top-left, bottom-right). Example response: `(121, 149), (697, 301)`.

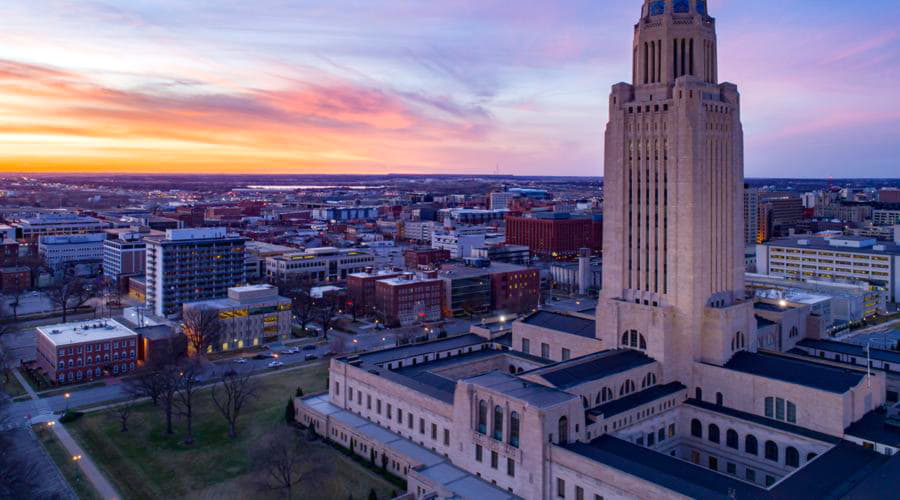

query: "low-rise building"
(374, 274), (444, 327)
(756, 236), (900, 303)
(471, 244), (530, 265)
(0, 266), (29, 293)
(347, 270), (403, 317)
(183, 284), (291, 351)
(39, 232), (106, 273)
(35, 318), (139, 384)
(13, 214), (106, 243)
(266, 247), (375, 283)
(404, 248), (451, 269)
(437, 261), (540, 316)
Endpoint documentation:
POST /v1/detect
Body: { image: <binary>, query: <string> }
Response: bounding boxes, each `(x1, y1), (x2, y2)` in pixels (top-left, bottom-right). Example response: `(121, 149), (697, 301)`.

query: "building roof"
(37, 318), (137, 346)
(351, 333), (488, 366)
(437, 261), (532, 279)
(842, 452), (900, 499)
(723, 351), (865, 394)
(589, 382), (686, 418)
(520, 310), (595, 338)
(465, 371), (577, 408)
(765, 236), (900, 256)
(528, 350), (655, 389)
(797, 338), (900, 365)
(844, 407), (900, 447)
(685, 399), (840, 444)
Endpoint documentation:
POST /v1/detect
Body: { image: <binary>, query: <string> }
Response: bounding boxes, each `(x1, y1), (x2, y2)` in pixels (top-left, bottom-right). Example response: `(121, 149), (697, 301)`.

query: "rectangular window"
(575, 486), (584, 500)
(647, 432), (655, 446)
(408, 414), (413, 429)
(787, 402), (796, 423)
(746, 469), (756, 482)
(377, 399), (382, 414)
(775, 398), (785, 420)
(367, 395), (371, 410)
(387, 403), (392, 419)
(668, 424), (675, 437)
(542, 343), (550, 358)
(507, 458), (515, 477)
(419, 418), (425, 434)
(335, 382), (340, 396)
(562, 348), (570, 361)
(490, 451), (498, 469)
(522, 338), (530, 354)
(708, 456), (718, 471)
(764, 397), (773, 418)
(557, 478), (566, 498)
(397, 408), (403, 423)
(431, 423), (437, 440)
(727, 462), (736, 475)
(444, 429), (450, 446)
(475, 444), (483, 462)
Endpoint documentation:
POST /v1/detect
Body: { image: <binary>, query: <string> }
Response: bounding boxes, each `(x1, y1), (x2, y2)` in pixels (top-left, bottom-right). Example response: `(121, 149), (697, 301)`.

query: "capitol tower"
(596, 0), (757, 381)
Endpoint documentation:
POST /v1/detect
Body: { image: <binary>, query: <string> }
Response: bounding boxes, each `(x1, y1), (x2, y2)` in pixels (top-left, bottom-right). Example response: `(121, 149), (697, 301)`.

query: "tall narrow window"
(558, 416), (569, 444)
(691, 419), (702, 438)
(493, 405), (503, 441)
(787, 402), (797, 423)
(477, 400), (487, 434)
(510, 411), (520, 448)
(745, 435), (758, 455)
(764, 397), (773, 418)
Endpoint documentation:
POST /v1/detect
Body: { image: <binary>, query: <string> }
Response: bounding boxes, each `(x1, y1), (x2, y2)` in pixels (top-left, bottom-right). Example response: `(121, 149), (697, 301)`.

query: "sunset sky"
(0, 1), (898, 177)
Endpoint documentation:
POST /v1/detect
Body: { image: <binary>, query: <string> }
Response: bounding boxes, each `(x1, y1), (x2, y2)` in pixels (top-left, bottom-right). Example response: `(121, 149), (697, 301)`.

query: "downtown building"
(36, 318), (139, 384)
(265, 247), (375, 283)
(183, 284), (291, 351)
(102, 231), (147, 285)
(12, 214), (106, 243)
(295, 3), (900, 499)
(505, 212), (602, 258)
(374, 274), (445, 327)
(144, 228), (246, 318)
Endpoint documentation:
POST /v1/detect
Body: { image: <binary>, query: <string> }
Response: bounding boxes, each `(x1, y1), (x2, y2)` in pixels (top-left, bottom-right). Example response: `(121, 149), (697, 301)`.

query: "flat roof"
(723, 351), (865, 394)
(520, 310), (595, 338)
(465, 371), (577, 408)
(765, 236), (900, 256)
(37, 318), (137, 346)
(529, 350), (655, 389)
(350, 333), (488, 366)
(844, 407), (900, 447)
(589, 382), (686, 418)
(797, 338), (900, 365)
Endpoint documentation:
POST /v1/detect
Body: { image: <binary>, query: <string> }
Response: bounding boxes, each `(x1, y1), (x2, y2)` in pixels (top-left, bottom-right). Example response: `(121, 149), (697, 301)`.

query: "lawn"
(1, 371), (27, 397)
(66, 362), (398, 500)
(33, 425), (103, 500)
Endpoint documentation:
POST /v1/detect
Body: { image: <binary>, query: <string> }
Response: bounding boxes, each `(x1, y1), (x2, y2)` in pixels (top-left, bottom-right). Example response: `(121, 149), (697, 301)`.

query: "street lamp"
(64, 393), (70, 412)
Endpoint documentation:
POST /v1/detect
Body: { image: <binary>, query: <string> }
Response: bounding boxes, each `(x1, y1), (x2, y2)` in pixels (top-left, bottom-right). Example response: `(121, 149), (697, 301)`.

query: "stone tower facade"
(596, 0), (757, 383)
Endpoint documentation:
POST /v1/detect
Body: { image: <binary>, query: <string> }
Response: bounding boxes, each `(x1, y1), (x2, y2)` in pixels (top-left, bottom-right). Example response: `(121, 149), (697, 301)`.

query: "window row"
(477, 400), (521, 447)
(342, 383), (452, 447)
(689, 418), (811, 467)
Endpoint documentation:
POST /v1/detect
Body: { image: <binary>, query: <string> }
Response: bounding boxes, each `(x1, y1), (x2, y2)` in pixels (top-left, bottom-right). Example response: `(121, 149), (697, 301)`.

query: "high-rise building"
(144, 228), (246, 318)
(103, 231), (147, 284)
(743, 185), (759, 245)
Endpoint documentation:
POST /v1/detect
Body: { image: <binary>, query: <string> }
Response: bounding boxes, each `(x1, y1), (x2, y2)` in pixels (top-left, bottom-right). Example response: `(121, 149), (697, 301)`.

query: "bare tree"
(174, 359), (203, 445)
(254, 427), (325, 500)
(157, 363), (181, 435)
(46, 277), (95, 323)
(0, 395), (38, 497)
(182, 305), (223, 357)
(284, 277), (315, 336)
(316, 292), (340, 340)
(7, 289), (23, 321)
(211, 368), (258, 439)
(107, 394), (138, 432)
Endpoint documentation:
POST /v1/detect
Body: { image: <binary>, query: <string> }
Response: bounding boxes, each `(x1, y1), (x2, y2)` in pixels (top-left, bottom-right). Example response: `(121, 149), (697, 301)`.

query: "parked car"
(233, 358), (248, 364)
(253, 353), (273, 360)
(304, 354), (318, 361)
(280, 348), (296, 355)
(268, 360), (284, 368)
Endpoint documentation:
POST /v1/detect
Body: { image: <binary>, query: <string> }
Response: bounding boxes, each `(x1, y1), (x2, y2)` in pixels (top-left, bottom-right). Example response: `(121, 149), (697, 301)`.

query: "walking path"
(14, 369), (120, 499)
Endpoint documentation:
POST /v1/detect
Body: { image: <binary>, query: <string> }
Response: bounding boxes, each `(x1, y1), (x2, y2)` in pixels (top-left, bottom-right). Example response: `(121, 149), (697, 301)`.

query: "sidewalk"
(15, 368), (120, 499)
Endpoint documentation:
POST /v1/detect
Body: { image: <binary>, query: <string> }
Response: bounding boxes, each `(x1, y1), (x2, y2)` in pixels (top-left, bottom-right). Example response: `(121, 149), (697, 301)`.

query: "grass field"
(1, 371), (27, 397)
(33, 425), (103, 500)
(65, 362), (397, 500)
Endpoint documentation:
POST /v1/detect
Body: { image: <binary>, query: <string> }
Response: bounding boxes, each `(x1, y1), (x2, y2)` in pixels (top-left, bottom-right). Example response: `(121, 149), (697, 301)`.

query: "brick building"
(374, 274), (444, 327)
(404, 248), (451, 269)
(0, 266), (30, 293)
(505, 213), (602, 258)
(36, 318), (139, 384)
(347, 270), (403, 317)
(490, 266), (541, 314)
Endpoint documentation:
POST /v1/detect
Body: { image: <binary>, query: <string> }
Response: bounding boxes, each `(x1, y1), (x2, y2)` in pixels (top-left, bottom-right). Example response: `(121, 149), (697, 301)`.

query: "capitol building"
(296, 1), (900, 498)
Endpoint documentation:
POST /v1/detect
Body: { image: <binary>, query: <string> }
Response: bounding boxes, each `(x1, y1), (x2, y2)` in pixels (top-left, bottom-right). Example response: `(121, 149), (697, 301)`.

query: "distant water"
(243, 185), (383, 190)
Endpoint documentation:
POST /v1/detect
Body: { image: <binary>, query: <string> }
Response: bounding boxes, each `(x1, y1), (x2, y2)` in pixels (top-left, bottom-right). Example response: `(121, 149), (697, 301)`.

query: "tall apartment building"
(756, 236), (900, 303)
(873, 209), (900, 226)
(144, 228), (246, 318)
(374, 274), (444, 327)
(743, 185), (759, 245)
(265, 247), (374, 283)
(14, 214), (106, 243)
(103, 231), (146, 284)
(505, 212), (602, 257)
(758, 195), (804, 242)
(183, 284), (291, 351)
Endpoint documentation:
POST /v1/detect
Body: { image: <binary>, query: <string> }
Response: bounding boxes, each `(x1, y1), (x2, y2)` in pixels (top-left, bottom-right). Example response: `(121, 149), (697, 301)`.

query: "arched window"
(477, 400), (487, 434)
(695, 387), (703, 401)
(493, 405), (503, 440)
(639, 335), (647, 350)
(726, 429), (738, 449)
(786, 447), (799, 468)
(789, 326), (798, 338)
(642, 372), (657, 388)
(558, 416), (569, 444)
(732, 331), (746, 351)
(708, 424), (720, 444)
(510, 412), (520, 448)
(691, 419), (702, 438)
(621, 330), (647, 350)
(745, 435), (758, 455)
(620, 379), (635, 396)
(603, 387), (613, 402)
(621, 332), (629, 345)
(765, 440), (779, 461)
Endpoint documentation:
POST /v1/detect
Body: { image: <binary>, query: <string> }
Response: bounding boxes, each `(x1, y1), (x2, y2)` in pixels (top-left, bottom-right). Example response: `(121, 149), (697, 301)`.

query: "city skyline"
(1, 1), (899, 177)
